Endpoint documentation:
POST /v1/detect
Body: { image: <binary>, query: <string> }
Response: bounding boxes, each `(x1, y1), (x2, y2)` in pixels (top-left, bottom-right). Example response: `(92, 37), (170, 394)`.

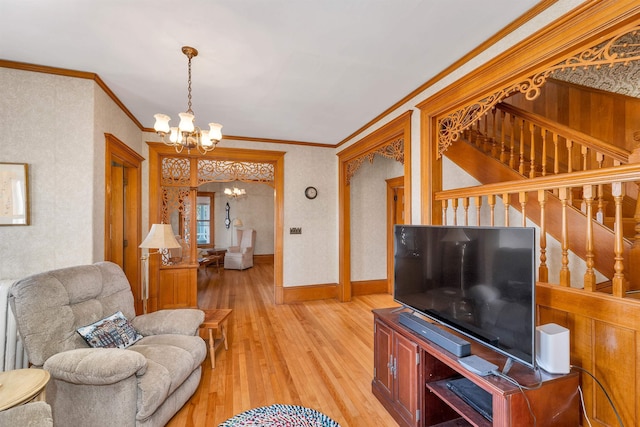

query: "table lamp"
(139, 224), (182, 313)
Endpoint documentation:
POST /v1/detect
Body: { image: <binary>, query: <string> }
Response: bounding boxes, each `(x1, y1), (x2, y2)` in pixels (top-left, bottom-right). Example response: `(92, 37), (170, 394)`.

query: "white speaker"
(536, 323), (570, 374)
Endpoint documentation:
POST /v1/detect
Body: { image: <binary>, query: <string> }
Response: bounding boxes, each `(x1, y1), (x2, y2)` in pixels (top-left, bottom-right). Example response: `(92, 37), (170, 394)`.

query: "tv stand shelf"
(372, 308), (579, 427)
(427, 380), (489, 427)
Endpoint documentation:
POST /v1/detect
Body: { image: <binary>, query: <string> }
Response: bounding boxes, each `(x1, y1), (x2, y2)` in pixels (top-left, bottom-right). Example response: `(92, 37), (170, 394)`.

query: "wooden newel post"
(627, 137), (640, 292)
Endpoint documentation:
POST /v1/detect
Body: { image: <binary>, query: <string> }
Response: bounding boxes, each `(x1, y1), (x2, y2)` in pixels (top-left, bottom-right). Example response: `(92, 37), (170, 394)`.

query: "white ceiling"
(1, 0), (541, 145)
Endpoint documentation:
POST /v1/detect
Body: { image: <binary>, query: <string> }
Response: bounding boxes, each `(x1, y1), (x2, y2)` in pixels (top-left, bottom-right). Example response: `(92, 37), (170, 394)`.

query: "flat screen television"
(394, 225), (536, 369)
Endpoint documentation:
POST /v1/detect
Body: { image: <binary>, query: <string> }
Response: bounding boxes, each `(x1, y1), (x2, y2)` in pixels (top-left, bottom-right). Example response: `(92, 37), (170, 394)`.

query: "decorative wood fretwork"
(438, 25), (640, 157)
(161, 157), (191, 186)
(160, 186), (191, 265)
(197, 159), (275, 186)
(345, 137), (404, 184)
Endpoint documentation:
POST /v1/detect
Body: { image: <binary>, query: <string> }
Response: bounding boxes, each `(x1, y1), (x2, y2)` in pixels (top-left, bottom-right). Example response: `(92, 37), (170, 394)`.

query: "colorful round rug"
(219, 404), (341, 427)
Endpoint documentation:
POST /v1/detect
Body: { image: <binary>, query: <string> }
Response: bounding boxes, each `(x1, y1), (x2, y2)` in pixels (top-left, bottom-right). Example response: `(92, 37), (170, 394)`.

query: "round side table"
(0, 368), (50, 411)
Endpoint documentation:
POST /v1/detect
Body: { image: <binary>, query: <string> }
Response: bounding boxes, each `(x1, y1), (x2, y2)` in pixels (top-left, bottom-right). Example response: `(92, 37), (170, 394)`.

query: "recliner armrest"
(132, 308), (204, 336)
(0, 401), (52, 427)
(44, 348), (147, 385)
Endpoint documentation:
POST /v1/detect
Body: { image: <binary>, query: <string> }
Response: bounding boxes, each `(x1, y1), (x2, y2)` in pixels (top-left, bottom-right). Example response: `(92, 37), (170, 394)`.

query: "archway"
(147, 143), (286, 309)
(337, 111), (412, 302)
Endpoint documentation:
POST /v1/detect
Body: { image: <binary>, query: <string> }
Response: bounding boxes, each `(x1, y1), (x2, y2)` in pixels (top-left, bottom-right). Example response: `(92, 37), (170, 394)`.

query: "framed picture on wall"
(0, 163), (30, 225)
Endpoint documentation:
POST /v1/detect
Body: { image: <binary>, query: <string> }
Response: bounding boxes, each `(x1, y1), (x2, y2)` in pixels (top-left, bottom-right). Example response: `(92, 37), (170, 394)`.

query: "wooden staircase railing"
(466, 102), (640, 228)
(436, 163), (640, 296)
(468, 102), (631, 173)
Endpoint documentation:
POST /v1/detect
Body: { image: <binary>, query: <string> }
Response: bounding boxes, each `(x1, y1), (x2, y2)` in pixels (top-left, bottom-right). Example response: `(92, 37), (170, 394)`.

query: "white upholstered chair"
(224, 228), (256, 270)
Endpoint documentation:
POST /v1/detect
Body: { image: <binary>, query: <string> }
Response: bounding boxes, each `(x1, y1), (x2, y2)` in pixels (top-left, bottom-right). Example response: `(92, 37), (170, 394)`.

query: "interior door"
(105, 134), (143, 313)
(110, 161), (126, 267)
(387, 176), (405, 293)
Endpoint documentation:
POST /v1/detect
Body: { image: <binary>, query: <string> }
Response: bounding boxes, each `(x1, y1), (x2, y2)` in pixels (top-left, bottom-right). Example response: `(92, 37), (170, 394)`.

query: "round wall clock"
(305, 186), (318, 199)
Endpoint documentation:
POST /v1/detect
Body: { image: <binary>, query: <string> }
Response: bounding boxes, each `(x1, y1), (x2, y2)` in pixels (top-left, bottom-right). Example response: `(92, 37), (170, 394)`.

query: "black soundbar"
(398, 312), (471, 357)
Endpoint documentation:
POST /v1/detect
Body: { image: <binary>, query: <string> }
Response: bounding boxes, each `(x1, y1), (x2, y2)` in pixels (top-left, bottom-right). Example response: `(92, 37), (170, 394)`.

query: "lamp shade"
(178, 112), (195, 132)
(233, 218), (243, 227)
(153, 114), (171, 133)
(140, 224), (182, 249)
(208, 123), (223, 142)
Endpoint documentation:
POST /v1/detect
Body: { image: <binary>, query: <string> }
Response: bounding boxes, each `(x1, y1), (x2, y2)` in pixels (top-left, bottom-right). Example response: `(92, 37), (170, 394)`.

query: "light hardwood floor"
(166, 262), (400, 426)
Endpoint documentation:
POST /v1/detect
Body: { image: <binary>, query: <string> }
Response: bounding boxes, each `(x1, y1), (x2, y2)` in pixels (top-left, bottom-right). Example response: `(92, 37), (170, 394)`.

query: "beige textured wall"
(208, 140), (338, 287)
(0, 68), (141, 280)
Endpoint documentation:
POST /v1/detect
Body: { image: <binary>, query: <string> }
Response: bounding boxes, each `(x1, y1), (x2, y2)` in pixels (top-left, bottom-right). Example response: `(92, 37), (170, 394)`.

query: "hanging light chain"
(186, 49), (194, 115)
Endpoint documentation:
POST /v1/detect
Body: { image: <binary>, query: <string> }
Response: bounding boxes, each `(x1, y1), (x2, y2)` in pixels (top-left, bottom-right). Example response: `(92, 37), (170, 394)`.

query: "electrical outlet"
(290, 227), (302, 234)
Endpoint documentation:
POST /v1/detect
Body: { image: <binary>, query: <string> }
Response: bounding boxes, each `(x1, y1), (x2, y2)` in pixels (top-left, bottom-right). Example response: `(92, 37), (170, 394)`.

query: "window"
(196, 192), (214, 247)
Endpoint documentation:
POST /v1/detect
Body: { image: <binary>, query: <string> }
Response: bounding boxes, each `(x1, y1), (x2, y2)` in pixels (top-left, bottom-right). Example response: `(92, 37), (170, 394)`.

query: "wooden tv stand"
(372, 308), (579, 426)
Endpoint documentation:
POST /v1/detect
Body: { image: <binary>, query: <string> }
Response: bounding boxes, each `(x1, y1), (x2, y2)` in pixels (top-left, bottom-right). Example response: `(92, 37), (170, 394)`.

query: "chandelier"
(153, 46), (223, 154)
(224, 187), (247, 199)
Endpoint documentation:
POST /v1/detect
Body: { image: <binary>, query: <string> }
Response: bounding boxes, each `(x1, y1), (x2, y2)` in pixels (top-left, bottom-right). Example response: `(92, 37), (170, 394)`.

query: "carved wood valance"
(160, 157), (275, 187)
(197, 159), (275, 185)
(345, 136), (404, 184)
(437, 25), (640, 158)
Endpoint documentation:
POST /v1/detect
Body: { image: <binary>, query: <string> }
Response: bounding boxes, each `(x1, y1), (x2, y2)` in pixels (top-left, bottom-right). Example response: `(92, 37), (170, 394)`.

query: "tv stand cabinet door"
(373, 319), (393, 398)
(393, 332), (420, 427)
(373, 317), (421, 427)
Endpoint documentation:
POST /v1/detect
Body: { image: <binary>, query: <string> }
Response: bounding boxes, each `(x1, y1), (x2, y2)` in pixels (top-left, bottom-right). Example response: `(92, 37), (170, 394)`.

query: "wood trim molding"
(253, 254), (274, 264)
(282, 283), (338, 304)
(351, 279), (388, 297)
(337, 111), (412, 302)
(1, 60), (145, 130)
(105, 133), (144, 312)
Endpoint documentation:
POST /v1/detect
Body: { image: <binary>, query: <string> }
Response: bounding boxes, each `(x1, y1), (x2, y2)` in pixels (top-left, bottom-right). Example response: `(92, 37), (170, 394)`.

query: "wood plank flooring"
(166, 262), (400, 426)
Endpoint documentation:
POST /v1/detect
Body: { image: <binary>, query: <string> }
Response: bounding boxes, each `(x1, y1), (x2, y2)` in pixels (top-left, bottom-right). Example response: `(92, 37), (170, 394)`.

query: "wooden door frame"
(147, 143), (286, 303)
(105, 133), (144, 312)
(337, 111), (412, 302)
(386, 176), (404, 294)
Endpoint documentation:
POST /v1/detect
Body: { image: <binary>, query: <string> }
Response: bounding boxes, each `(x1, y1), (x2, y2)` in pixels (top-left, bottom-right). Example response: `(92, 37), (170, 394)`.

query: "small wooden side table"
(201, 309), (232, 369)
(0, 368), (50, 411)
(199, 254), (223, 273)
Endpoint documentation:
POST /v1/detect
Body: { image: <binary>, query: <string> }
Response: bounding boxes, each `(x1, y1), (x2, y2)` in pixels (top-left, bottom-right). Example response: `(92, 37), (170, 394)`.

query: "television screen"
(394, 225), (536, 368)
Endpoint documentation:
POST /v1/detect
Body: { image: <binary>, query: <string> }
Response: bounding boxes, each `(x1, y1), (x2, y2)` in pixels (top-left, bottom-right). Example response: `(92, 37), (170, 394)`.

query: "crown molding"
(0, 59), (144, 130)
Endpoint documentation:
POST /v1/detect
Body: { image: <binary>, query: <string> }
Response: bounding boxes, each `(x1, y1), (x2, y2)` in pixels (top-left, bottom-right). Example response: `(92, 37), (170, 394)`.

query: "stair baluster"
(584, 185), (596, 291)
(538, 190), (549, 282)
(529, 123), (536, 178)
(559, 187), (571, 287)
(612, 182), (627, 297)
